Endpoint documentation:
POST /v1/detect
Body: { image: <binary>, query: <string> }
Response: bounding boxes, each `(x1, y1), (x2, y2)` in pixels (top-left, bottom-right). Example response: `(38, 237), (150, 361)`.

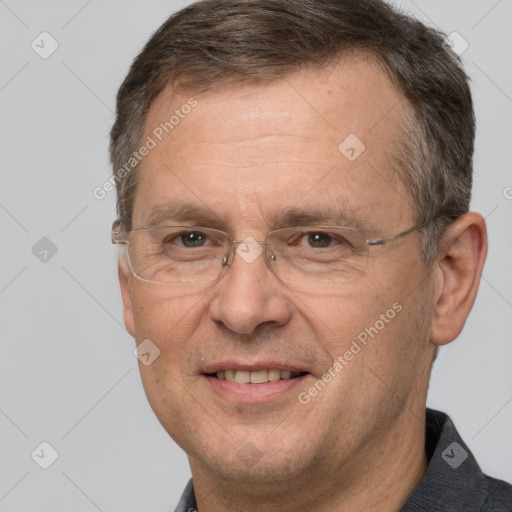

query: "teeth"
(215, 368), (302, 383)
(234, 370), (250, 384)
(250, 370), (268, 383)
(268, 369), (281, 381)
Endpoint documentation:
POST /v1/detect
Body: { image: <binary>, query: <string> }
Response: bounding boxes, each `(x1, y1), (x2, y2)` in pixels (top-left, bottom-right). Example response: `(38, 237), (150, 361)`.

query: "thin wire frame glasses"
(112, 220), (431, 285)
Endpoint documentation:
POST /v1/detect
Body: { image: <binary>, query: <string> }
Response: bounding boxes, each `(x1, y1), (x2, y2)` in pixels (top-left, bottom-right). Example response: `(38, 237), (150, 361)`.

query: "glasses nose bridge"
(221, 237), (271, 269)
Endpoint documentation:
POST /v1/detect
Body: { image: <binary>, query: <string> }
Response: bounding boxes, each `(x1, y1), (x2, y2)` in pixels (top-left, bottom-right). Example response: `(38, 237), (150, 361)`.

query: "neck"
(189, 406), (428, 512)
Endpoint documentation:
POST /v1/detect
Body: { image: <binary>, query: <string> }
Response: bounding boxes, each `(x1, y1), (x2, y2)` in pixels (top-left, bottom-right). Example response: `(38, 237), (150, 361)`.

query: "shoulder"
(481, 475), (512, 511)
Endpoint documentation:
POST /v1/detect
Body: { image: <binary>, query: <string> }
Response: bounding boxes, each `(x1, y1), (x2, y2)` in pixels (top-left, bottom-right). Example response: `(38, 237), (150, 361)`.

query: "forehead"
(133, 57), (412, 231)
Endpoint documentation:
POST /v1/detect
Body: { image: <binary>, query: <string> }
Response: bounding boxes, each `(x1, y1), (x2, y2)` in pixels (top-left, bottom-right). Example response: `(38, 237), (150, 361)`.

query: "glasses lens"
(128, 226), (229, 284)
(267, 227), (369, 284)
(124, 226), (368, 285)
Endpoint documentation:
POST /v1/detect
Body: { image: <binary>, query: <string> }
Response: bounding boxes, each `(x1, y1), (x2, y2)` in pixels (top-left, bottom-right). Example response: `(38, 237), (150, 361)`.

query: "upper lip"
(202, 361), (309, 374)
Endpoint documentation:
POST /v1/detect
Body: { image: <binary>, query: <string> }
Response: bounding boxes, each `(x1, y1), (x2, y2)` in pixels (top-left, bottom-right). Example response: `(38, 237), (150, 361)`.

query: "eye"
(304, 232), (333, 248)
(293, 231), (348, 249)
(179, 231), (207, 247)
(162, 231), (210, 248)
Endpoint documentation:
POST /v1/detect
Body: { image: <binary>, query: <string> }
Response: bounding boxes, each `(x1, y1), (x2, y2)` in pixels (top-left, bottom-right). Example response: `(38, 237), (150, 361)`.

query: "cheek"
(129, 285), (213, 396)
(294, 285), (392, 350)
(296, 280), (423, 391)
(130, 284), (208, 340)
(128, 286), (213, 439)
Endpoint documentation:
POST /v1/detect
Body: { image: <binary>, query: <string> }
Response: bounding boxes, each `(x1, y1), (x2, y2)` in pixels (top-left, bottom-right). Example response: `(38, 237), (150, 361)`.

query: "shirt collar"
(174, 478), (197, 512)
(400, 408), (489, 511)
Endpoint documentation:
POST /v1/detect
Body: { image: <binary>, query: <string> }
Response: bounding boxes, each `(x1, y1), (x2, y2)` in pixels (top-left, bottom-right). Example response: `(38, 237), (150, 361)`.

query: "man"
(110, 0), (512, 510)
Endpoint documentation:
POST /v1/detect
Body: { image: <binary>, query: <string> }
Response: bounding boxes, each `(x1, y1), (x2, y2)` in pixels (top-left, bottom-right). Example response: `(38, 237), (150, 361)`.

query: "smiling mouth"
(208, 369), (308, 384)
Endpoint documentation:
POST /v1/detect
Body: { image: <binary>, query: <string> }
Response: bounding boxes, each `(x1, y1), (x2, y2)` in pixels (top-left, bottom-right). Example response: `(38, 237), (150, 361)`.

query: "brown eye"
(306, 232), (333, 248)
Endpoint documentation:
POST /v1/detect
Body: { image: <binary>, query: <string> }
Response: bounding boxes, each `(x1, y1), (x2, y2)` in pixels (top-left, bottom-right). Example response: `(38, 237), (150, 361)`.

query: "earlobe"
(429, 213), (487, 346)
(118, 264), (136, 337)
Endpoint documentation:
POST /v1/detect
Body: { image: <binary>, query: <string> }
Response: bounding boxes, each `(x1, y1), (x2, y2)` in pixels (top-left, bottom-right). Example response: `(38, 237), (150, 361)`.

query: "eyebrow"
(144, 202), (372, 233)
(145, 203), (227, 230)
(266, 206), (370, 231)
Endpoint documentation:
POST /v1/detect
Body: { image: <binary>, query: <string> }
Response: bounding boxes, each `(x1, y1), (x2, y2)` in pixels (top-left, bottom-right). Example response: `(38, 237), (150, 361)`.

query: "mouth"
(208, 369), (308, 384)
(202, 364), (311, 403)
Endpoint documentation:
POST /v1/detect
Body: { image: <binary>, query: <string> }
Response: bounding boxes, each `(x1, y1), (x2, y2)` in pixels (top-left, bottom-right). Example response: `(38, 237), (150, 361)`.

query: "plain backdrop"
(0, 1), (511, 511)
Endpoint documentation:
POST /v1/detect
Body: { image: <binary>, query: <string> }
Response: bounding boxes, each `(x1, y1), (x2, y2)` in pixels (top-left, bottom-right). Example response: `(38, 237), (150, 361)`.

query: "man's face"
(120, 58), (437, 483)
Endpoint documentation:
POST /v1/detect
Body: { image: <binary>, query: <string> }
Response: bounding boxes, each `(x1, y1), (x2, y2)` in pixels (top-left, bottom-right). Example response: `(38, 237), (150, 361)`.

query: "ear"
(119, 263), (136, 337)
(429, 212), (487, 346)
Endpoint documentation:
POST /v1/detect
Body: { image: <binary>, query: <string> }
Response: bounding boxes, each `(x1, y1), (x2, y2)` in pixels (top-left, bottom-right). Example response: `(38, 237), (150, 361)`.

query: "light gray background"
(0, 1), (511, 511)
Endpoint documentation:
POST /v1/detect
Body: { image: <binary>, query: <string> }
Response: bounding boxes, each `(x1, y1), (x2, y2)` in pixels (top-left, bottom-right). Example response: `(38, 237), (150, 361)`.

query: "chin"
(183, 423), (326, 485)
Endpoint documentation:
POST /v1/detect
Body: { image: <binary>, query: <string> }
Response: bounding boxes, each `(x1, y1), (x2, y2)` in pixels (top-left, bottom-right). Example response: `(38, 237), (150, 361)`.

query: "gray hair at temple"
(110, 0), (475, 264)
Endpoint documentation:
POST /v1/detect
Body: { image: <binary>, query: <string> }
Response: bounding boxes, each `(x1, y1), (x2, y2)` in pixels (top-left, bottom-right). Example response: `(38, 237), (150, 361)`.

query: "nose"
(208, 239), (292, 335)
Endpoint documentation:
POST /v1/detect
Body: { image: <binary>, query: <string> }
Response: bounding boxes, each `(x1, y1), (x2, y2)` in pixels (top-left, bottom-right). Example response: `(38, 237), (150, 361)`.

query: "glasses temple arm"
(366, 220), (431, 246)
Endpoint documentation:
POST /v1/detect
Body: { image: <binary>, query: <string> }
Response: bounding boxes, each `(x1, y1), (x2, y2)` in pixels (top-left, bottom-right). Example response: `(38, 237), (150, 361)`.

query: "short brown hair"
(110, 0), (475, 263)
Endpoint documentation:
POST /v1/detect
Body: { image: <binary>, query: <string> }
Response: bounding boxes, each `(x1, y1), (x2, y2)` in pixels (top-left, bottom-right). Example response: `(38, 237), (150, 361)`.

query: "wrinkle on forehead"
(135, 57), (413, 236)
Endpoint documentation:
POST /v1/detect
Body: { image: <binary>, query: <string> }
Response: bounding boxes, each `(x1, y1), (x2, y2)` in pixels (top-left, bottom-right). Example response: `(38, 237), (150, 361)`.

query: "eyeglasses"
(112, 220), (430, 285)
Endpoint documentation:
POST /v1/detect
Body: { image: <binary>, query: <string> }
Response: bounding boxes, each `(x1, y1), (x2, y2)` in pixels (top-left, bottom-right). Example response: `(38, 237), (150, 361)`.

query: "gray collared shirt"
(173, 409), (512, 511)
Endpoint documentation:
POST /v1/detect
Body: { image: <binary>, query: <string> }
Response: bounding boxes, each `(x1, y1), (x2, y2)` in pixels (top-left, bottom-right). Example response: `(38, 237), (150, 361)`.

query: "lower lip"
(203, 374), (309, 403)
